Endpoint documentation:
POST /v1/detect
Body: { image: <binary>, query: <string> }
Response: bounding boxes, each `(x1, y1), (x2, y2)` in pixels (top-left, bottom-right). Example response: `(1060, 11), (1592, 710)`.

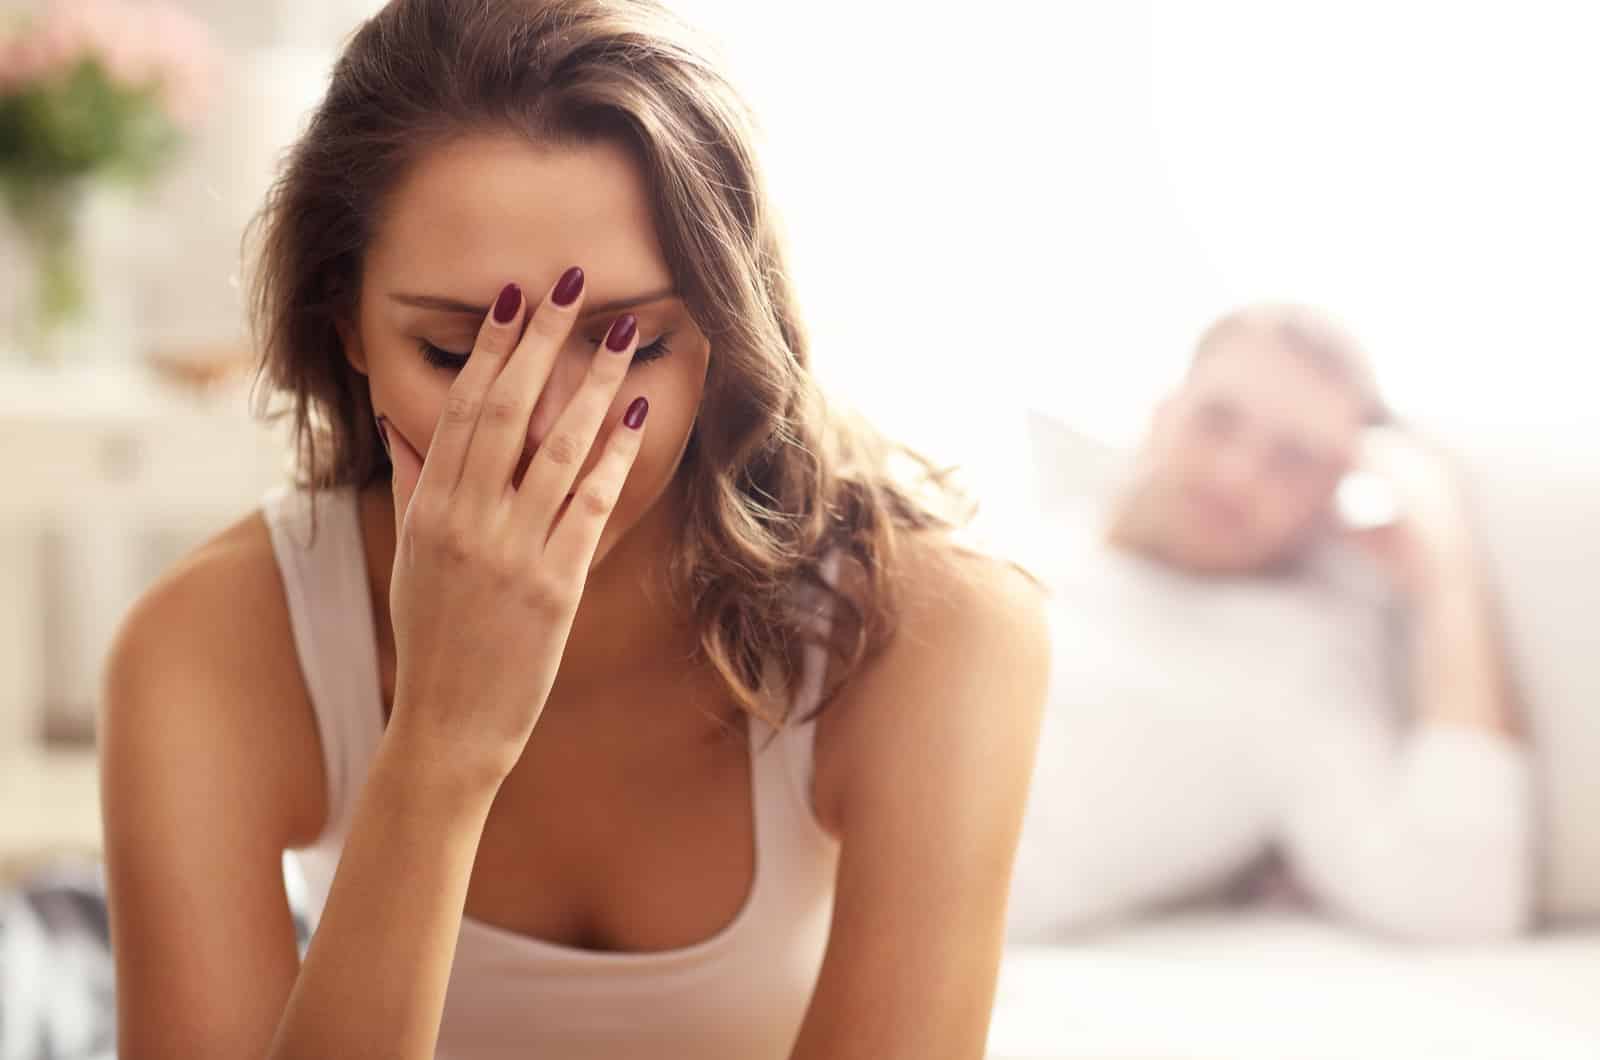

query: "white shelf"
(0, 747), (101, 863)
(0, 362), (292, 523)
(0, 362), (294, 764)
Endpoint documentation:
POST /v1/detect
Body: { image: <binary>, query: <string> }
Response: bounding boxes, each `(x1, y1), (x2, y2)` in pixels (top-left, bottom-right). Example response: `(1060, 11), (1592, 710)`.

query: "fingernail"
(623, 396), (648, 429)
(605, 313), (637, 352)
(551, 266), (584, 307)
(375, 413), (392, 456)
(492, 282), (522, 325)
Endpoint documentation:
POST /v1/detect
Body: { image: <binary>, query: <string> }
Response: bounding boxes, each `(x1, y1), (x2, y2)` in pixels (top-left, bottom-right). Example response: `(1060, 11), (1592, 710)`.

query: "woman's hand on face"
(378, 267), (649, 791)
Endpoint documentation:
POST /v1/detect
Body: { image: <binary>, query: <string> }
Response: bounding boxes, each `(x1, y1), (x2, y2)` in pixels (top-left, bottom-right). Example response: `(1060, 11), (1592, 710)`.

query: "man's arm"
(1281, 430), (1533, 941)
(1358, 428), (1521, 738)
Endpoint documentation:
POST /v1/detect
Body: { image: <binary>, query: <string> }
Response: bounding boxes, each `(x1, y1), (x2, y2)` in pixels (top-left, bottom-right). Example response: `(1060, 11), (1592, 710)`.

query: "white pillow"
(994, 409), (1125, 590)
(1020, 407), (1122, 512)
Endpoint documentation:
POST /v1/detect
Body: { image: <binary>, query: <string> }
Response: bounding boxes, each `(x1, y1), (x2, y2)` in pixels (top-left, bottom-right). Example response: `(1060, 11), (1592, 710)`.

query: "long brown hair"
(245, 0), (974, 726)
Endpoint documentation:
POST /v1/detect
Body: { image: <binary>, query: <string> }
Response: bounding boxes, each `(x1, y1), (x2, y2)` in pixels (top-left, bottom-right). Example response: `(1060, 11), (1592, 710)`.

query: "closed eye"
(583, 329), (674, 365)
(418, 331), (674, 372)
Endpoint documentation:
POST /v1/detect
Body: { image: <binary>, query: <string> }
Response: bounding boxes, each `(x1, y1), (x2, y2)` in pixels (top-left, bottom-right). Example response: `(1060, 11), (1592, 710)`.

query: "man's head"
(1114, 304), (1388, 574)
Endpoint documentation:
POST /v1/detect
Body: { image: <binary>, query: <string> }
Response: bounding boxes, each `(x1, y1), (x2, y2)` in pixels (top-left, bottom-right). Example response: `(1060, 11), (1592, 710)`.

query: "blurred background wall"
(1, 0), (1595, 853)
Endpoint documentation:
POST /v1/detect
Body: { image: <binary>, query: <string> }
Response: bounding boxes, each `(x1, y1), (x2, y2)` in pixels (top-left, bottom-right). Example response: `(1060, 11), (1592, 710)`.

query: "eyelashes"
(418, 331), (675, 372)
(417, 341), (468, 370)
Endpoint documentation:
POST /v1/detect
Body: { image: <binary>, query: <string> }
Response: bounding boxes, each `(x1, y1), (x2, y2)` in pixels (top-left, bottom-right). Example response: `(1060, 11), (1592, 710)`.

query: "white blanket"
(988, 912), (1600, 1060)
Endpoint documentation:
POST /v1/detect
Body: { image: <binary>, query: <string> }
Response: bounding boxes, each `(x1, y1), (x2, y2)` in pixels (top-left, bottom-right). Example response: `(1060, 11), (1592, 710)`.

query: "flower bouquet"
(0, 0), (219, 360)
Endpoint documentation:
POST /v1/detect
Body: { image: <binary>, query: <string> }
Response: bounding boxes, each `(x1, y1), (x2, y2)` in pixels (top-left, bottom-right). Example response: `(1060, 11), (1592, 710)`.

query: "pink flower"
(142, 2), (225, 126)
(0, 7), (90, 92)
(0, 0), (221, 125)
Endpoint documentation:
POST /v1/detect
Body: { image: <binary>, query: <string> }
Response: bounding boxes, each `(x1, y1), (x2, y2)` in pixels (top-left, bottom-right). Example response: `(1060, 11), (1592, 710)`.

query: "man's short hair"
(1192, 303), (1391, 425)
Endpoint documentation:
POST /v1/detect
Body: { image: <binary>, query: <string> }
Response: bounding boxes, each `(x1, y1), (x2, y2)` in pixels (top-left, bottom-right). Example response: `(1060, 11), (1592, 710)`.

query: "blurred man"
(1007, 304), (1532, 943)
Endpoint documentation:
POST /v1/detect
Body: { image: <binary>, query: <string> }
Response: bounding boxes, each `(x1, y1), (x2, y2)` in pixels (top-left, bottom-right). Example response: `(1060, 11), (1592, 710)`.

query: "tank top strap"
(262, 483), (386, 843)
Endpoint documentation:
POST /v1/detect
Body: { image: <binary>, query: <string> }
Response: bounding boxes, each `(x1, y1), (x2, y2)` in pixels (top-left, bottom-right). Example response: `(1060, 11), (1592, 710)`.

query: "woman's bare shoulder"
(813, 530), (1051, 832)
(894, 529), (1047, 616)
(835, 529), (1049, 662)
(101, 506), (328, 847)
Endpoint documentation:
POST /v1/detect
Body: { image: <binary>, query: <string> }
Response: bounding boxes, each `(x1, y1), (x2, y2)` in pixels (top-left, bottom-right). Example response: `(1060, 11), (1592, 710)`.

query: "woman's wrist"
(374, 713), (510, 822)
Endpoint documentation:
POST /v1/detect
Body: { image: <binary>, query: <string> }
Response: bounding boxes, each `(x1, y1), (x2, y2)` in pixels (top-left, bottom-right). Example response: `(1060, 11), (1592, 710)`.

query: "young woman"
(99, 2), (1050, 1057)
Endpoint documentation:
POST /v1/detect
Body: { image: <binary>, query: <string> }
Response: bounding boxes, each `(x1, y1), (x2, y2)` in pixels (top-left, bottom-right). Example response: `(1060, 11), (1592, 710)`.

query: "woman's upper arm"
(98, 523), (327, 1058)
(796, 544), (1052, 1060)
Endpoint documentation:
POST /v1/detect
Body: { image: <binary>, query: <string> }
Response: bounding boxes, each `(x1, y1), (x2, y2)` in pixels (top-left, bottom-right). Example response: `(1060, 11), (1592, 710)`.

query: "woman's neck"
(358, 478), (702, 709)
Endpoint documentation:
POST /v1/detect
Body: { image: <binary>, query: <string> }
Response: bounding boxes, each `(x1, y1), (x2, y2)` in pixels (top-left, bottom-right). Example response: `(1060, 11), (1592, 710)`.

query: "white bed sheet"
(988, 911), (1600, 1060)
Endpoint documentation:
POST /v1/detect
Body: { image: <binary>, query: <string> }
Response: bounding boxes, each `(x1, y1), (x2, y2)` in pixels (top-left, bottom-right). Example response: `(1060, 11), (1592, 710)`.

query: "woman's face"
(339, 133), (711, 566)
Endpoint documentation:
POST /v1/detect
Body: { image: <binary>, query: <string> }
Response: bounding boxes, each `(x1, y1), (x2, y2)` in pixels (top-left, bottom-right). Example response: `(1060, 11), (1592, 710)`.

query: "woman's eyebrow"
(388, 286), (676, 317)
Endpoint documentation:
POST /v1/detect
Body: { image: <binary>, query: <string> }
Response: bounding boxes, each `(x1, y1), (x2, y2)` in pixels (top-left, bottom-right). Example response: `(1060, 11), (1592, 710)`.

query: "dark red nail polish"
(375, 414), (392, 456)
(623, 396), (648, 429)
(551, 266), (584, 307)
(605, 313), (637, 352)
(492, 283), (522, 324)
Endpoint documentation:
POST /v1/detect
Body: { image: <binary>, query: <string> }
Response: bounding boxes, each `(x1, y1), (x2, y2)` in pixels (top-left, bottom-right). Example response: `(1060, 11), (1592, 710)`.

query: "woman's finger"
(382, 414), (425, 540)
(511, 311), (639, 536)
(417, 281), (530, 507)
(542, 397), (648, 572)
(456, 267), (587, 517)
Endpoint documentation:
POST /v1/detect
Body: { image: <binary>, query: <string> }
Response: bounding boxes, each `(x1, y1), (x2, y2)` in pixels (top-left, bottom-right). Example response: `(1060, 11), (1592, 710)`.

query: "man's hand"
(1344, 426), (1519, 738)
(1343, 426), (1481, 599)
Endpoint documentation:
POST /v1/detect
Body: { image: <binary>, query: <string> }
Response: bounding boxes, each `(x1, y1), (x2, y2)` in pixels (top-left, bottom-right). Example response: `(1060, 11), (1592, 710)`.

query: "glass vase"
(2, 179), (89, 367)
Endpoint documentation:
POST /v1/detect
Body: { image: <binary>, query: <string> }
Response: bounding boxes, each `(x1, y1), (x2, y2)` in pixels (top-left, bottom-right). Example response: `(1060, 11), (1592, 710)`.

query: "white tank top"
(262, 482), (842, 1059)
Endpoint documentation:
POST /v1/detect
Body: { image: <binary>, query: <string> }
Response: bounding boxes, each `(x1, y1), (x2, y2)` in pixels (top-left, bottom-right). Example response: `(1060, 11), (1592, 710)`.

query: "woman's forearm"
(268, 725), (500, 1060)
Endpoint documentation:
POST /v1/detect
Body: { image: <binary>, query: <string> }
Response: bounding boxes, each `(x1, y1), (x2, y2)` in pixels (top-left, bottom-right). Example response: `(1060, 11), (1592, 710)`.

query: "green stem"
(5, 179), (87, 348)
